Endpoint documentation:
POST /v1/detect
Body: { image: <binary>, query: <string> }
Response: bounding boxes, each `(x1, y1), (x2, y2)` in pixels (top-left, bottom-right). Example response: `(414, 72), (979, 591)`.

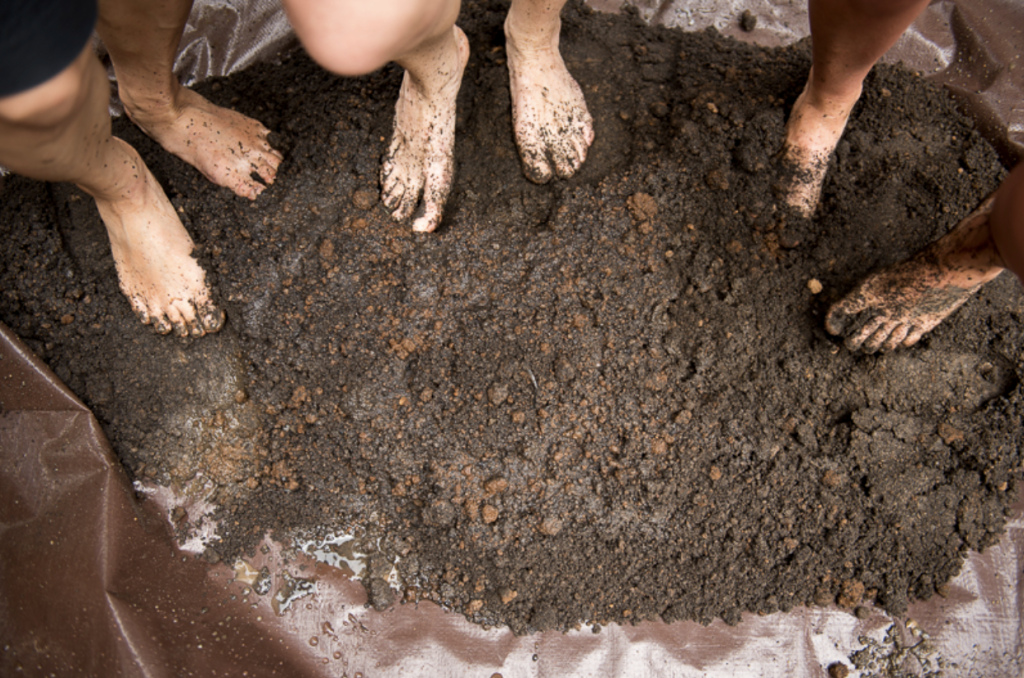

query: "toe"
(826, 295), (869, 336)
(152, 315), (173, 335)
(392, 195), (417, 222)
(412, 202), (442, 233)
(391, 176), (423, 222)
(383, 181), (408, 214)
(825, 305), (853, 336)
(382, 171), (405, 209)
(845, 315), (884, 351)
(902, 326), (927, 347)
(236, 179), (259, 201)
(881, 324), (910, 352)
(265, 148), (284, 169)
(165, 303), (191, 338)
(522, 150), (553, 184)
(572, 133), (590, 168)
(199, 303), (226, 334)
(551, 144), (578, 180)
(582, 118), (595, 147)
(861, 321), (898, 354)
(130, 295), (150, 325)
(254, 158), (278, 186)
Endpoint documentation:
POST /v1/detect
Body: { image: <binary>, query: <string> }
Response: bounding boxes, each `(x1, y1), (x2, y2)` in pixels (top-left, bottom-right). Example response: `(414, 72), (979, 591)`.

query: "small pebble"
(740, 10), (757, 32)
(827, 662), (849, 678)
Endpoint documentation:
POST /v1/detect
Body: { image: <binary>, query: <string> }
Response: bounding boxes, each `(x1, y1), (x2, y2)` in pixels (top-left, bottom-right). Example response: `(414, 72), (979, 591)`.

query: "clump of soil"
(1, 1), (1020, 635)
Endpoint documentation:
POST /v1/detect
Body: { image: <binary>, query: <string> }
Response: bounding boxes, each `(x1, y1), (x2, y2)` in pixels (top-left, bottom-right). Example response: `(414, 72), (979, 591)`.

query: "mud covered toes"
(826, 301), (934, 353)
(133, 297), (224, 338)
(506, 17), (594, 185)
(826, 198), (1003, 353)
(380, 27), (469, 233)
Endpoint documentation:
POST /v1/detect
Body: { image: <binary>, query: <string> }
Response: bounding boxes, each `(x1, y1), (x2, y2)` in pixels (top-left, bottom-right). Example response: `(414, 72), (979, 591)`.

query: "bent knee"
(283, 0), (455, 76)
(0, 47), (93, 129)
(298, 34), (394, 77)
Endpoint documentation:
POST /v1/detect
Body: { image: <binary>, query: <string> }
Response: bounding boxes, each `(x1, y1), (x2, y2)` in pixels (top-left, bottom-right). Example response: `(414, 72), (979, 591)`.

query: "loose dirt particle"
(539, 517), (563, 536)
(484, 477), (509, 495)
(827, 663), (849, 678)
(352, 190), (377, 210)
(837, 580), (865, 609)
(937, 422), (965, 444)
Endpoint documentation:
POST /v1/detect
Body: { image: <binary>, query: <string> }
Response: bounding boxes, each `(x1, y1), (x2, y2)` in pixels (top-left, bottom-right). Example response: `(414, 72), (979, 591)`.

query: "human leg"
(96, 0), (282, 200)
(825, 164), (1024, 352)
(0, 45), (223, 337)
(282, 0), (467, 233)
(782, 0), (930, 215)
(504, 0), (594, 184)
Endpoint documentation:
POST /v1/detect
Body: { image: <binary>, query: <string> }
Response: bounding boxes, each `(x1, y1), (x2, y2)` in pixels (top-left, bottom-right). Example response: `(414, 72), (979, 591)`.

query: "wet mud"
(1, 1), (1020, 635)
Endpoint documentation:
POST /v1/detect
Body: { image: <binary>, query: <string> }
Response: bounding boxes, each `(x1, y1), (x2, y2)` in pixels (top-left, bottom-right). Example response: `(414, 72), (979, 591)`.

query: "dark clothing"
(0, 0), (97, 97)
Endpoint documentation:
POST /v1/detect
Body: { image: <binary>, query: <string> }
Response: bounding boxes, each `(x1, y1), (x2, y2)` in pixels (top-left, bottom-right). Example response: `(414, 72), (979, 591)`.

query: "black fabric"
(0, 0), (97, 98)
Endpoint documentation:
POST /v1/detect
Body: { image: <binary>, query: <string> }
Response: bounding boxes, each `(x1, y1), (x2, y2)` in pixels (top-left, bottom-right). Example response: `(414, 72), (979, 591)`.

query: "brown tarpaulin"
(4, 1), (1023, 675)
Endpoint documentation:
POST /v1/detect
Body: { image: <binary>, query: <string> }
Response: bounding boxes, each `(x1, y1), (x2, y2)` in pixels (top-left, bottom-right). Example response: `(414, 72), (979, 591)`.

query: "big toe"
(825, 305), (853, 336)
(521, 148), (554, 185)
(199, 302), (226, 334)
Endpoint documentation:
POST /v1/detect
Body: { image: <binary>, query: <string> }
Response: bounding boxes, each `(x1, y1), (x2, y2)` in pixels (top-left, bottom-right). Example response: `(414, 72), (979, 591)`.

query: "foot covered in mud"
(505, 13), (594, 184)
(95, 140), (224, 337)
(124, 86), (283, 201)
(779, 78), (859, 216)
(381, 26), (470, 233)
(826, 197), (1004, 352)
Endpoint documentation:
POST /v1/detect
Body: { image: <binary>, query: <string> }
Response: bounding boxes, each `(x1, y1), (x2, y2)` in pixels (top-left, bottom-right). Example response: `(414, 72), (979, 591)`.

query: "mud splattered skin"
(381, 26), (470, 233)
(505, 11), (594, 184)
(827, 196), (1005, 352)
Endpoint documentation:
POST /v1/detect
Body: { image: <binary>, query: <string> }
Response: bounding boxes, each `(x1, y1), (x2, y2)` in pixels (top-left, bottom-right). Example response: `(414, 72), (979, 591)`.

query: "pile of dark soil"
(1, 1), (1020, 635)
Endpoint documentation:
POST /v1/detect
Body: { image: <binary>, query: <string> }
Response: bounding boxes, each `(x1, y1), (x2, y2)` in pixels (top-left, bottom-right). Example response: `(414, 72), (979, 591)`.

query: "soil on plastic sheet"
(1, 1), (1021, 635)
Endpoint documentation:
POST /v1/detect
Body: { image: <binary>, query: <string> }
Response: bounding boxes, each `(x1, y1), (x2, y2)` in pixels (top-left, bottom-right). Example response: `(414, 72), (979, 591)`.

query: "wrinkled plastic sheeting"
(169, 0), (1023, 164)
(587, 0), (1024, 164)
(1, 319), (1023, 675)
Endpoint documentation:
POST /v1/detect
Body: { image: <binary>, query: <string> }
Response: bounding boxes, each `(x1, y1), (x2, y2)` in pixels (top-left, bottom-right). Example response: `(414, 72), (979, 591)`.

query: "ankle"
(504, 13), (560, 55)
(119, 79), (184, 126)
(77, 138), (150, 209)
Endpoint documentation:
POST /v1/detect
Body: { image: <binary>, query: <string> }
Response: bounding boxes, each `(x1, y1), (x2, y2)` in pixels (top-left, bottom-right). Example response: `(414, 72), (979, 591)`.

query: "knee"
(0, 48), (92, 130)
(283, 0), (455, 75)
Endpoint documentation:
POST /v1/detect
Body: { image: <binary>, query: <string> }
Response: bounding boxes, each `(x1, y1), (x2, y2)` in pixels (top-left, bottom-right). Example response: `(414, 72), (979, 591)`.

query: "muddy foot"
(125, 87), (283, 200)
(779, 79), (858, 216)
(381, 26), (470, 233)
(505, 14), (594, 184)
(826, 197), (1004, 352)
(94, 139), (224, 337)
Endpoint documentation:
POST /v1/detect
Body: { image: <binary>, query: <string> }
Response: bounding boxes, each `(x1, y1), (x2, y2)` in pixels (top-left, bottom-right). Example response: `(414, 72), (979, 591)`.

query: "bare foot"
(90, 139), (224, 337)
(381, 26), (470, 234)
(780, 77), (859, 216)
(505, 13), (594, 184)
(123, 87), (283, 201)
(825, 197), (1004, 353)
